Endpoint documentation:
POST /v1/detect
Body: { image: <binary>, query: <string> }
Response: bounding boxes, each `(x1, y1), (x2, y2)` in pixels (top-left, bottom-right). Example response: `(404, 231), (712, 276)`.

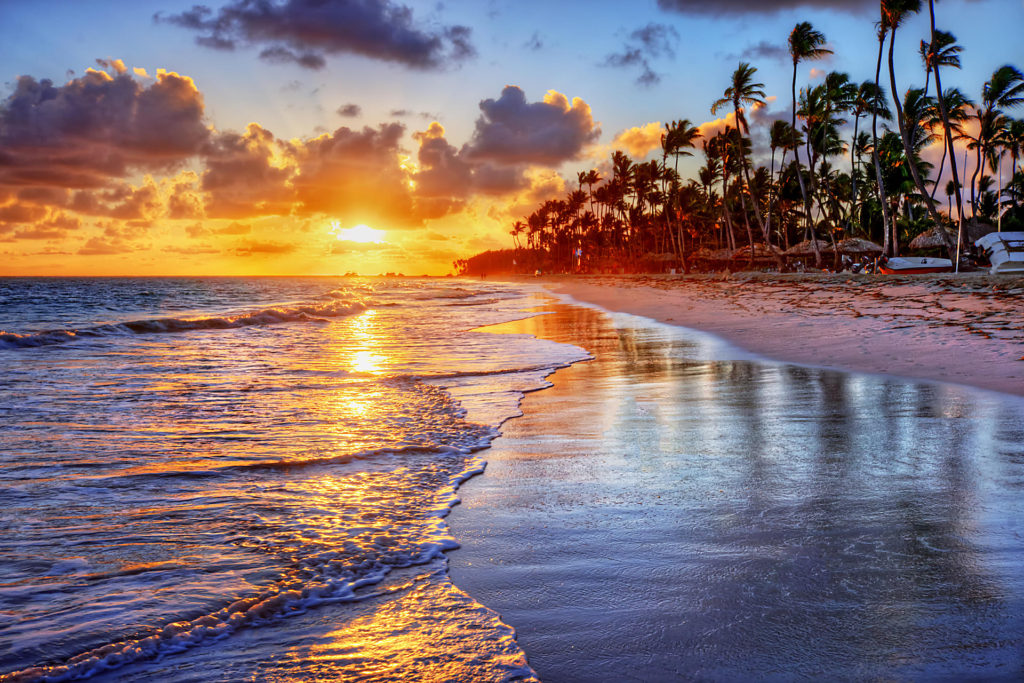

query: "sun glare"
(330, 221), (386, 244)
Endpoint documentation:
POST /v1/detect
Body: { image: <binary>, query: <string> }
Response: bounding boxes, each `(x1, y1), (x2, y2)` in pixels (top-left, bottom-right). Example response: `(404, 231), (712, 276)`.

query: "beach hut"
(731, 244), (784, 270)
(689, 247), (733, 271)
(783, 239), (831, 257)
(732, 244), (783, 260)
(836, 237), (883, 255)
(908, 227), (956, 251)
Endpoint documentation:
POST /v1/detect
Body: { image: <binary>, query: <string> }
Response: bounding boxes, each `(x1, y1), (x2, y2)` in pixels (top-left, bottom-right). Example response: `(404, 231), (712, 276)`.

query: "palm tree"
(883, 0), (953, 255)
(789, 22), (832, 263)
(1006, 118), (1024, 185)
(767, 120), (799, 241)
(927, 87), (973, 204)
(851, 80), (891, 233)
(870, 19), (897, 256)
(712, 63), (769, 249)
(919, 29), (961, 98)
(925, 1), (969, 257)
(661, 119), (702, 269)
(970, 66), (1024, 218)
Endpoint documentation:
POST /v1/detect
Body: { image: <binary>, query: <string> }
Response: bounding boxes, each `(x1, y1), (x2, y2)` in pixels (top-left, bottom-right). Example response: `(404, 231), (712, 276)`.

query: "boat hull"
(878, 257), (953, 274)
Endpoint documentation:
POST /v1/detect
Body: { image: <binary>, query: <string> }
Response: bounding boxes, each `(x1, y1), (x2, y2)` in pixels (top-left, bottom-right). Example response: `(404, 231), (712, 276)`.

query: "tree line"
(488, 1), (1024, 275)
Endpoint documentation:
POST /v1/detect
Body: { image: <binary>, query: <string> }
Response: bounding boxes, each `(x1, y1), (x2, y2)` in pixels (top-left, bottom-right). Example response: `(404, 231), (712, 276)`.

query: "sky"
(1, 0), (1022, 276)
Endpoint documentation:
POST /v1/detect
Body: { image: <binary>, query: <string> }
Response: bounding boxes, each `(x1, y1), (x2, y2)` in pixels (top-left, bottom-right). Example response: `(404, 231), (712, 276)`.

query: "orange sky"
(2, 1), (1020, 276)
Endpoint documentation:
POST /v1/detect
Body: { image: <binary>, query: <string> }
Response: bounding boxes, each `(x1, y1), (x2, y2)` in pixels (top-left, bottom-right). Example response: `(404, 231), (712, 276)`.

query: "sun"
(329, 221), (386, 244)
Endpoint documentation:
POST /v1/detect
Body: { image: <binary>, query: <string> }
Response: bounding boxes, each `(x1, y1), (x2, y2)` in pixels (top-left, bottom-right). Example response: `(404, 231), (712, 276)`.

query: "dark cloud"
(258, 46), (326, 69)
(739, 40), (790, 62)
(157, 0), (476, 70)
(389, 108), (436, 119)
(338, 103), (362, 117)
(656, 0), (871, 15)
(0, 69), (209, 191)
(524, 32), (543, 51)
(463, 86), (600, 165)
(604, 23), (678, 86)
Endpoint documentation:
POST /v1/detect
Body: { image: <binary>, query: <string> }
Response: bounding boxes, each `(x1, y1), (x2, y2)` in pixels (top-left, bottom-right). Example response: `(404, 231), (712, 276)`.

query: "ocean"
(0, 277), (587, 682)
(4, 277), (1024, 681)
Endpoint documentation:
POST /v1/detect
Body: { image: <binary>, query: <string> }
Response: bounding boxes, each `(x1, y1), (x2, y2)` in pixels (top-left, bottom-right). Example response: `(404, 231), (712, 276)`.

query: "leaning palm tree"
(925, 1), (969, 257)
(712, 62), (769, 247)
(789, 22), (832, 263)
(883, 0), (954, 255)
(869, 19), (897, 255)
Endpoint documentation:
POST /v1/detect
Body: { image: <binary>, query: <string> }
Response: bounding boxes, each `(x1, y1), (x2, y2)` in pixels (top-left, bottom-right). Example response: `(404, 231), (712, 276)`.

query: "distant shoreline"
(525, 272), (1024, 398)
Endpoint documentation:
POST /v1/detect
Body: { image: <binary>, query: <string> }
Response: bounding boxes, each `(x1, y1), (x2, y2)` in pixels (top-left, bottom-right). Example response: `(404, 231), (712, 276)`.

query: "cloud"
(464, 86), (601, 165)
(738, 41), (789, 62)
(337, 103), (362, 117)
(611, 122), (665, 159)
(524, 32), (543, 51)
(78, 236), (130, 255)
(234, 240), (297, 255)
(156, 0), (476, 70)
(201, 123), (295, 218)
(656, 0), (872, 15)
(604, 23), (679, 86)
(0, 68), (209, 190)
(286, 122), (418, 227)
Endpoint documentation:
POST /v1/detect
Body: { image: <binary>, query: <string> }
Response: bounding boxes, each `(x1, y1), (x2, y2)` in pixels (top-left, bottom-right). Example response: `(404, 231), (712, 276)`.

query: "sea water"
(0, 277), (588, 681)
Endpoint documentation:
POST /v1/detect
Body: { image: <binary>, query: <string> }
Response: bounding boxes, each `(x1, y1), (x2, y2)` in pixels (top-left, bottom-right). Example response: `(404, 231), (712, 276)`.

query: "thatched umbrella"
(908, 227), (956, 251)
(692, 247), (733, 261)
(732, 244), (783, 260)
(783, 239), (831, 257)
(836, 237), (883, 255)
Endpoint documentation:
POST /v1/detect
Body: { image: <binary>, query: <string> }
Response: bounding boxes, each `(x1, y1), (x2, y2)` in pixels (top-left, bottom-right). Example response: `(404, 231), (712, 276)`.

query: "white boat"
(975, 231), (1024, 274)
(877, 256), (953, 274)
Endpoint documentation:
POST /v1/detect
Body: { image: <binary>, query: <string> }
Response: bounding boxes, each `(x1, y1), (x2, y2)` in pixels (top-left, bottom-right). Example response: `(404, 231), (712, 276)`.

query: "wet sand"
(448, 299), (1024, 681)
(542, 273), (1024, 398)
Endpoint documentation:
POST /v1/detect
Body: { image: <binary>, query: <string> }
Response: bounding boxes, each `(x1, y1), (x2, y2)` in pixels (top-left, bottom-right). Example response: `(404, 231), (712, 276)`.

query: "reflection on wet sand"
(451, 303), (1024, 681)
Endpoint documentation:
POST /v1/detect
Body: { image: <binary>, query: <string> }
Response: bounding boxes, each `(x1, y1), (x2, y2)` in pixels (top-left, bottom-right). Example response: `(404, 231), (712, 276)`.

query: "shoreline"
(518, 272), (1024, 398)
(448, 296), (1024, 680)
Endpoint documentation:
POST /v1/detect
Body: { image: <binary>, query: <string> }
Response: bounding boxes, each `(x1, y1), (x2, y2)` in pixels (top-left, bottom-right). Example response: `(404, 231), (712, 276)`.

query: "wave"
(0, 299), (366, 350)
(1, 456), (487, 683)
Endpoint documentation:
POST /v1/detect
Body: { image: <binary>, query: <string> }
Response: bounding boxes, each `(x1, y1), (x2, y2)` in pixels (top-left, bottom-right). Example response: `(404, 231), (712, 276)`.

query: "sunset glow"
(0, 0), (1021, 278)
(332, 223), (386, 244)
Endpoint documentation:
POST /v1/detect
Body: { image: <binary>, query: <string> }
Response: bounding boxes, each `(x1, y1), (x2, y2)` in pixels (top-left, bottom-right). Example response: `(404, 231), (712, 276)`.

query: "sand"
(539, 272), (1024, 398)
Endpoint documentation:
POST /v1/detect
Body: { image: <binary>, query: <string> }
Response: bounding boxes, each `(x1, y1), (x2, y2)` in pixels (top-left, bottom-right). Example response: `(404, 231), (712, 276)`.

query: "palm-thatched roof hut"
(908, 227), (956, 251)
(836, 237), (883, 254)
(783, 239), (831, 257)
(732, 244), (784, 262)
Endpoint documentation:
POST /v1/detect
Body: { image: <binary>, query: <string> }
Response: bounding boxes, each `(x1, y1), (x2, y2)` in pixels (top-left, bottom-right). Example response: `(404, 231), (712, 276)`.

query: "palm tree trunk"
(848, 113), (860, 233)
(888, 27), (953, 256)
(928, 0), (966, 262)
(873, 30), (895, 256)
(792, 64), (819, 266)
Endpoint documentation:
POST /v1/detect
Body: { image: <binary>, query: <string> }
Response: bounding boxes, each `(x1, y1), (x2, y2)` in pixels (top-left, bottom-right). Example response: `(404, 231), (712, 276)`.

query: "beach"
(544, 273), (1024, 398)
(449, 276), (1024, 680)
